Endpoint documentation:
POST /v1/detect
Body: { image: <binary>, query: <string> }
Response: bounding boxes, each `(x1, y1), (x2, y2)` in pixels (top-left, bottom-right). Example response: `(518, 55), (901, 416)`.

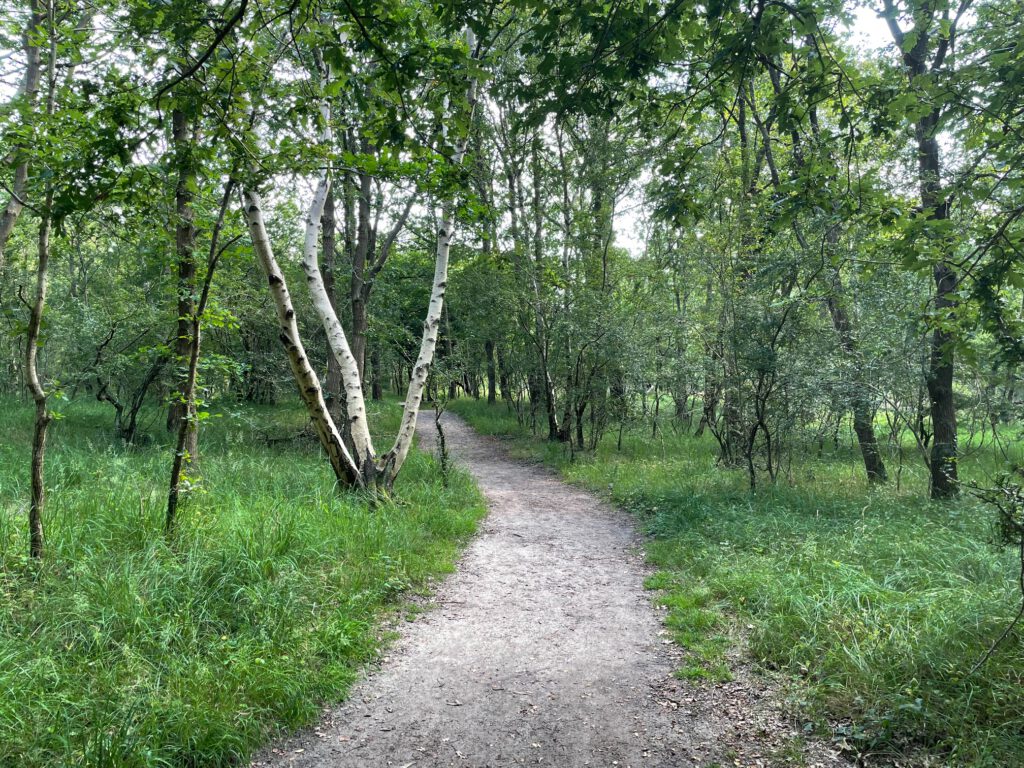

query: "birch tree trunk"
(247, 31), (479, 493)
(298, 167), (377, 481)
(242, 187), (361, 487)
(379, 29), (479, 488)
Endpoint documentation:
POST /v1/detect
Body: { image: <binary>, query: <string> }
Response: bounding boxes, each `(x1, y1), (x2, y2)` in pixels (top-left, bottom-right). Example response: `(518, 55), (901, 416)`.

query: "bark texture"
(242, 187), (360, 487)
(167, 108), (199, 470)
(26, 207), (52, 558)
(379, 29), (479, 487)
(298, 166), (377, 481)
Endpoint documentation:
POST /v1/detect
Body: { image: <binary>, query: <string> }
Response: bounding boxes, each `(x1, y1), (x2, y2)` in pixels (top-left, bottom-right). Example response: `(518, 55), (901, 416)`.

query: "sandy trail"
(254, 413), (847, 768)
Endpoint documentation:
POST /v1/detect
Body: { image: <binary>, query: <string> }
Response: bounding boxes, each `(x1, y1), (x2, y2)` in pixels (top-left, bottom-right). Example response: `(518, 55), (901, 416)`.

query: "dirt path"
(253, 414), (848, 768)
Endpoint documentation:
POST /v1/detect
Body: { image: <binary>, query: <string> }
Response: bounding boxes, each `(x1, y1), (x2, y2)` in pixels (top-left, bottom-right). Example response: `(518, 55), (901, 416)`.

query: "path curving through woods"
(253, 413), (847, 768)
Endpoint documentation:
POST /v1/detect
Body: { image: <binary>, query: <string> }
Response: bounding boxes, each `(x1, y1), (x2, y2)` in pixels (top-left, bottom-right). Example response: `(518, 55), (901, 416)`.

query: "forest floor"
(252, 414), (848, 768)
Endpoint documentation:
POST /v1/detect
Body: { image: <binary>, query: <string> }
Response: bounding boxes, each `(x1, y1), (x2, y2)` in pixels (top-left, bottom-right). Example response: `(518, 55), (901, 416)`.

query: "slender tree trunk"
(497, 345), (511, 404)
(125, 354), (168, 442)
(167, 109), (199, 469)
(97, 353), (167, 443)
(321, 186), (343, 418)
(166, 324), (202, 531)
(351, 161), (372, 379)
(26, 200), (52, 559)
(485, 339), (496, 404)
(23, 8), (56, 560)
(380, 29), (479, 487)
(167, 181), (233, 531)
(826, 290), (888, 483)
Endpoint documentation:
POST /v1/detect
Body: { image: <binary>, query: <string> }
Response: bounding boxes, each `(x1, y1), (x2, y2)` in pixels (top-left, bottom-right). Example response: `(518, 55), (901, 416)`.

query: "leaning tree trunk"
(242, 187), (361, 488)
(379, 30), (479, 488)
(246, 33), (479, 494)
(381, 196), (464, 486)
(826, 289), (888, 483)
(296, 166), (377, 482)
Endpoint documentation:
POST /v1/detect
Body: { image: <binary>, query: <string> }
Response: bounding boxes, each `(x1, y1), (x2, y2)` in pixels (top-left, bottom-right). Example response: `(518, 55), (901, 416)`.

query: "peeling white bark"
(242, 186), (361, 487)
(246, 28), (480, 491)
(299, 103), (377, 476)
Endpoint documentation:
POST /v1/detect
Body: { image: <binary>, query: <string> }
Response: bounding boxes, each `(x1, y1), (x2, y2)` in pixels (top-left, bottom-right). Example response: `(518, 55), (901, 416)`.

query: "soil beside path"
(253, 413), (849, 768)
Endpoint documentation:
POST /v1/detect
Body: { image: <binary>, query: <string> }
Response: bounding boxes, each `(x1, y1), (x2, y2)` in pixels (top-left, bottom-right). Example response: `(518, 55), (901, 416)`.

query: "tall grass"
(451, 399), (1024, 766)
(0, 398), (485, 767)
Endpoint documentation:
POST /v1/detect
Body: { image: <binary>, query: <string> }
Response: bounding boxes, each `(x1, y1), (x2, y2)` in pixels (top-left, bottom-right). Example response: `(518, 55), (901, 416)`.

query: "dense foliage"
(1, 0), (1023, 764)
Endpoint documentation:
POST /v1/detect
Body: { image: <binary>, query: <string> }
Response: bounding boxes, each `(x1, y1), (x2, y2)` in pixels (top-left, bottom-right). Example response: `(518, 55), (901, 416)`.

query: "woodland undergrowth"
(0, 398), (485, 767)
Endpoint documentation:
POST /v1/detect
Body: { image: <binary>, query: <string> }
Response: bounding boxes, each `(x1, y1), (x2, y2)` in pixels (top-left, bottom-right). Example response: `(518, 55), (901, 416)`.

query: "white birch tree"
(240, 28), (480, 492)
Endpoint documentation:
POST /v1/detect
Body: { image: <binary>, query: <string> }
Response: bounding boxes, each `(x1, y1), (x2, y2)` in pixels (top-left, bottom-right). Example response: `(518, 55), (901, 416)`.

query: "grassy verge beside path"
(0, 399), (485, 767)
(450, 399), (1024, 767)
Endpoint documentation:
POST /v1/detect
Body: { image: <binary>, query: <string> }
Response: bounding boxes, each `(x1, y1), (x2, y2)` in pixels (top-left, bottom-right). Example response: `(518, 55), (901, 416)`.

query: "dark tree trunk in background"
(497, 345), (511, 403)
(880, 4), (959, 498)
(321, 186), (343, 419)
(351, 160), (372, 379)
(485, 339), (497, 404)
(97, 353), (168, 444)
(167, 180), (233, 532)
(575, 398), (586, 449)
(928, 258), (958, 498)
(826, 292), (888, 484)
(544, 367), (560, 441)
(371, 347), (383, 400)
(917, 114), (958, 497)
